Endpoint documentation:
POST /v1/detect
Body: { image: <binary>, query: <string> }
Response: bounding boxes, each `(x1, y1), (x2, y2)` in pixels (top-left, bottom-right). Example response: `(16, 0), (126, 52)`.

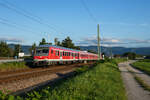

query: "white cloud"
(76, 36), (150, 47)
(0, 37), (24, 43)
(101, 22), (149, 27)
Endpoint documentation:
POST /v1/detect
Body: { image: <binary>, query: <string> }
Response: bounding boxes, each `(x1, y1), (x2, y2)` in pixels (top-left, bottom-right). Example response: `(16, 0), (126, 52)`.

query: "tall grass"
(0, 62), (28, 71)
(23, 61), (126, 100)
(0, 59), (127, 100)
(131, 59), (150, 75)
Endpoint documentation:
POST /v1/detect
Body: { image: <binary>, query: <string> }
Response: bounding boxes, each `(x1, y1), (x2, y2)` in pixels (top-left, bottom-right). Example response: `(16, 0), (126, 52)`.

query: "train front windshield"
(35, 48), (49, 56)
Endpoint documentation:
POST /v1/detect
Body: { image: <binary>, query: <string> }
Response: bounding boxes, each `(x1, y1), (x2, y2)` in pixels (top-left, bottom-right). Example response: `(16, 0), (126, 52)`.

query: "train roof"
(38, 45), (80, 52)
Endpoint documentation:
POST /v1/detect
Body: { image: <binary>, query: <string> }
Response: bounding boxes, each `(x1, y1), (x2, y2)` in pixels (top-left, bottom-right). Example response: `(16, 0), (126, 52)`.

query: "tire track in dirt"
(119, 61), (150, 100)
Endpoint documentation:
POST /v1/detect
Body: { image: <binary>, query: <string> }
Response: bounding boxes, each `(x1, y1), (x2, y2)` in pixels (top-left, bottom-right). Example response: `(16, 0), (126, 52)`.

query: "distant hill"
(80, 46), (150, 56)
(8, 44), (31, 54)
(8, 44), (150, 55)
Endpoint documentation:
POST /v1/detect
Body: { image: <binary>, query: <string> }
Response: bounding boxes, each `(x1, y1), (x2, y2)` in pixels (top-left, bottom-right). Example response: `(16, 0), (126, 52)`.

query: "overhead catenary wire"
(0, 0), (76, 38)
(80, 0), (98, 23)
(80, 0), (101, 50)
(0, 17), (44, 36)
(0, 0), (60, 33)
(0, 0), (77, 44)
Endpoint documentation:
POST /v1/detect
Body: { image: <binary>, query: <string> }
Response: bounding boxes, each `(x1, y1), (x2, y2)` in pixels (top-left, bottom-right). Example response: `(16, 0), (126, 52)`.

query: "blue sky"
(0, 0), (150, 47)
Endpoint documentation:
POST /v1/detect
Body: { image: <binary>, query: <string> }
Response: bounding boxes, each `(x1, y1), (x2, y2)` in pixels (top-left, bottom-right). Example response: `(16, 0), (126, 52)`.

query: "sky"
(0, 0), (150, 47)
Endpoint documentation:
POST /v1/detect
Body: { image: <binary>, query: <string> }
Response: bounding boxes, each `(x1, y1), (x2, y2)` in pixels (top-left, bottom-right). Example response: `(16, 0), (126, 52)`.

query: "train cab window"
(43, 49), (49, 53)
(35, 48), (49, 56)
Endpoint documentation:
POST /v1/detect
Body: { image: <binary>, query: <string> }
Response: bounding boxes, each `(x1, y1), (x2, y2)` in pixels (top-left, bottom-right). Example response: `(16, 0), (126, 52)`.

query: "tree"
(57, 41), (61, 46)
(29, 43), (36, 56)
(14, 44), (22, 57)
(39, 38), (46, 45)
(122, 52), (136, 59)
(0, 41), (13, 57)
(54, 38), (58, 46)
(39, 38), (52, 45)
(61, 36), (75, 48)
(114, 54), (121, 58)
(88, 50), (96, 53)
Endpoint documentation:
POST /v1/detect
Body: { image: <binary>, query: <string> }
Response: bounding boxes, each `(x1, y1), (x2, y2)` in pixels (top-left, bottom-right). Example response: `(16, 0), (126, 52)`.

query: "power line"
(0, 0), (59, 33)
(80, 0), (107, 56)
(1, 0), (76, 37)
(80, 0), (98, 23)
(0, 17), (43, 35)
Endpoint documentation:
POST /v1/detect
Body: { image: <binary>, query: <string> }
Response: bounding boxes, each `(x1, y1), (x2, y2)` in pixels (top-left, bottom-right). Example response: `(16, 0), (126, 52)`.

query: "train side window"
(51, 49), (53, 54)
(58, 51), (59, 56)
(63, 51), (64, 56)
(57, 51), (58, 56)
(69, 52), (70, 56)
(55, 50), (57, 56)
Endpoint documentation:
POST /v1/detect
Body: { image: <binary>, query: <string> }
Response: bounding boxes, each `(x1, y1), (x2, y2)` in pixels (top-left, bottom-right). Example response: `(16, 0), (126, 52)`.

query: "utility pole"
(97, 24), (100, 60)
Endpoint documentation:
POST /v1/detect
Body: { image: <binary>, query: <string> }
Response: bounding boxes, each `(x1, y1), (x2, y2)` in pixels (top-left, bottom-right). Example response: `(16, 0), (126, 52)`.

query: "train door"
(60, 50), (63, 60)
(73, 53), (75, 60)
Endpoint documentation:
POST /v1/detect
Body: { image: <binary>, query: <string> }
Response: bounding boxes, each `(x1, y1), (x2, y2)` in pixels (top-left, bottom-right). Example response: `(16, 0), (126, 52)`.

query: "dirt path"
(119, 61), (150, 100)
(127, 62), (150, 86)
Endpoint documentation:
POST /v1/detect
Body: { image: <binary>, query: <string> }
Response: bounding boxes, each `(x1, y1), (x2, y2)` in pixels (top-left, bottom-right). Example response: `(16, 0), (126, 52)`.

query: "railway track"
(0, 63), (92, 84)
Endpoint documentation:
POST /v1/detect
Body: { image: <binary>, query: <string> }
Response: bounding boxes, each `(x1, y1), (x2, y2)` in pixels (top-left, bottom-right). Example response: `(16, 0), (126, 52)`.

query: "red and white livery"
(33, 45), (98, 66)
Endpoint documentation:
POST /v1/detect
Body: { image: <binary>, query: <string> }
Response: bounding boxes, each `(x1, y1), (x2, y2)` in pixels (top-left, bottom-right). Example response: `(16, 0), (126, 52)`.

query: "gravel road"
(0, 59), (23, 63)
(119, 61), (150, 100)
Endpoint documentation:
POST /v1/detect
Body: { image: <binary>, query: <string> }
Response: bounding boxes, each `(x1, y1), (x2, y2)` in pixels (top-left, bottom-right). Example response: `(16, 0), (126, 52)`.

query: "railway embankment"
(0, 59), (127, 100)
(0, 63), (91, 94)
(0, 62), (29, 72)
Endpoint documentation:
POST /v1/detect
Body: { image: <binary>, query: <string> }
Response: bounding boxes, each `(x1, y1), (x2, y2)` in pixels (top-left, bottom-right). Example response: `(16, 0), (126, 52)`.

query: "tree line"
(0, 41), (21, 57)
(0, 36), (80, 57)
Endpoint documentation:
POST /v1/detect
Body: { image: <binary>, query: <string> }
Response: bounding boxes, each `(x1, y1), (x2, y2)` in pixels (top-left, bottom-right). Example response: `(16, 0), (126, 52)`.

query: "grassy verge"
(10, 60), (125, 100)
(0, 59), (127, 100)
(131, 59), (150, 75)
(0, 62), (29, 71)
(134, 76), (150, 91)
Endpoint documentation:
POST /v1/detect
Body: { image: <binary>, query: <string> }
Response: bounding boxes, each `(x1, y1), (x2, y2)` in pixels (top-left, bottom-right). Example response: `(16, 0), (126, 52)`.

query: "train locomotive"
(33, 45), (98, 66)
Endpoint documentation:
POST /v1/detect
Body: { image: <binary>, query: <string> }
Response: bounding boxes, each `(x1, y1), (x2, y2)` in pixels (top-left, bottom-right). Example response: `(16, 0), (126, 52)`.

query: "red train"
(33, 45), (98, 66)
